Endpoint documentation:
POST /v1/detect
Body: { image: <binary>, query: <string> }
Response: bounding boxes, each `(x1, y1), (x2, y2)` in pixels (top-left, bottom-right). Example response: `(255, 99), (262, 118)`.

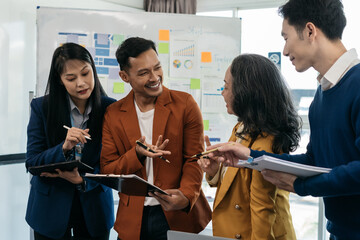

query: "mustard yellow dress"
(206, 123), (296, 240)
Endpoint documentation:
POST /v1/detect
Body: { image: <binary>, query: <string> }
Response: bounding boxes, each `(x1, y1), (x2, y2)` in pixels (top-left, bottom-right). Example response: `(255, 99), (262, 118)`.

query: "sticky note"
(190, 78), (201, 89)
(159, 30), (170, 41)
(158, 42), (169, 54)
(203, 120), (209, 131)
(113, 82), (124, 94)
(113, 34), (125, 46)
(201, 52), (212, 63)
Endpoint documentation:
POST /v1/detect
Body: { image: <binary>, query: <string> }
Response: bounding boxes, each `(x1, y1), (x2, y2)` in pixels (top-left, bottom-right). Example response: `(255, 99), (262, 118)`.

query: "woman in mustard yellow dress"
(198, 54), (301, 240)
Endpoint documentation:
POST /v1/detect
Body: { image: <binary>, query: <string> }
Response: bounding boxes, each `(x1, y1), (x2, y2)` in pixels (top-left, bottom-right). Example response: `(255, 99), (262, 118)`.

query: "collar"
(68, 95), (92, 116)
(319, 48), (360, 90)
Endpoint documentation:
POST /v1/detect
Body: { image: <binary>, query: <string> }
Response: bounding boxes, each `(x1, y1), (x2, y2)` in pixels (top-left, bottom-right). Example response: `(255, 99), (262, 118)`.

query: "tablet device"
(28, 160), (94, 176)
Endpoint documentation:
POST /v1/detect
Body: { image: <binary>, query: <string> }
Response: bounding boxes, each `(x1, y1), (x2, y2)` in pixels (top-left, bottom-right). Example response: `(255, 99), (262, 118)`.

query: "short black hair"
(231, 54), (301, 154)
(115, 37), (157, 72)
(279, 0), (346, 40)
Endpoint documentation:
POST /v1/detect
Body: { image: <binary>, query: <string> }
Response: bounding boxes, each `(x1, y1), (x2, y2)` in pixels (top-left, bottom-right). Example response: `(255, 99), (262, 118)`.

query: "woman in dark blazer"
(25, 43), (115, 240)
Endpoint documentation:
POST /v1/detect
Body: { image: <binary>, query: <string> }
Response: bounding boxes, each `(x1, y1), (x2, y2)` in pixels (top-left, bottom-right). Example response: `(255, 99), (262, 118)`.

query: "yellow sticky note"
(113, 82), (124, 93)
(203, 120), (209, 131)
(159, 30), (170, 41)
(190, 78), (201, 89)
(201, 52), (212, 63)
(158, 42), (169, 54)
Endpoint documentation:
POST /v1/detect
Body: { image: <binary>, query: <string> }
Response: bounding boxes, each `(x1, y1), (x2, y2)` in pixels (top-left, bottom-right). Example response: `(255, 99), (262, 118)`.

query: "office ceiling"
(102, 0), (287, 12)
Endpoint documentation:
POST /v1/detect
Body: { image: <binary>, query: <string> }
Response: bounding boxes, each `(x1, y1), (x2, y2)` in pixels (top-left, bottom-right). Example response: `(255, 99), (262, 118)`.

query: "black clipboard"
(84, 173), (169, 196)
(28, 160), (94, 176)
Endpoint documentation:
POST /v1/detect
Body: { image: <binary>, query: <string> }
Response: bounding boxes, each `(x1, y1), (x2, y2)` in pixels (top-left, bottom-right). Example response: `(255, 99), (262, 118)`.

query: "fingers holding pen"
(63, 127), (91, 152)
(135, 136), (171, 159)
(197, 135), (219, 176)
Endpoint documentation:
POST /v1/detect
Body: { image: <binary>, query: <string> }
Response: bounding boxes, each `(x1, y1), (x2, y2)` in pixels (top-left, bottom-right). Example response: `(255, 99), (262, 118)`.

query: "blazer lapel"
(213, 166), (239, 210)
(152, 87), (171, 177)
(119, 91), (142, 147)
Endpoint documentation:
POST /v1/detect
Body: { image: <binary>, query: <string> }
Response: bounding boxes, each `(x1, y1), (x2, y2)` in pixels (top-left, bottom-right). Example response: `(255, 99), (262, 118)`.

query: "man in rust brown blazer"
(100, 37), (211, 240)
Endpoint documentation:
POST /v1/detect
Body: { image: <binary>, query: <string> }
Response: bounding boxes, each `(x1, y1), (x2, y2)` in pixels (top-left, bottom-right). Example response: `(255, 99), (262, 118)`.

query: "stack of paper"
(236, 155), (331, 178)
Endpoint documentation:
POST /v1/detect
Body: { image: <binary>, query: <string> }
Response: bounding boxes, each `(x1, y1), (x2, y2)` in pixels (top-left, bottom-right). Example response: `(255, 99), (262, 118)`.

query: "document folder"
(237, 155), (331, 178)
(84, 173), (169, 196)
(28, 160), (94, 176)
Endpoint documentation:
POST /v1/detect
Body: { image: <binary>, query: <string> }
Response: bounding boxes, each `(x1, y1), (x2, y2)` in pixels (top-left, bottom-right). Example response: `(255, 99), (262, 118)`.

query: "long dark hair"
(231, 54), (301, 154)
(44, 42), (106, 147)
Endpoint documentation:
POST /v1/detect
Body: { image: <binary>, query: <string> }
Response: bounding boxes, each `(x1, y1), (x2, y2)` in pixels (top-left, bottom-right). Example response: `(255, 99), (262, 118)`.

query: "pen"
(191, 148), (219, 158)
(63, 125), (92, 140)
(191, 143), (235, 158)
(136, 140), (170, 163)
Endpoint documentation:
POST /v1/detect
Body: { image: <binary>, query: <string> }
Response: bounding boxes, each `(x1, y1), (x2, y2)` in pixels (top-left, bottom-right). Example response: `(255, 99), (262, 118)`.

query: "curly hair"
(231, 54), (302, 154)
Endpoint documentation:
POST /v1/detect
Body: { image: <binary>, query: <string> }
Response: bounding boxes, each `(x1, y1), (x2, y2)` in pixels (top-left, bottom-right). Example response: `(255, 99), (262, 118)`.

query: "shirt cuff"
(206, 168), (221, 186)
(293, 177), (308, 196)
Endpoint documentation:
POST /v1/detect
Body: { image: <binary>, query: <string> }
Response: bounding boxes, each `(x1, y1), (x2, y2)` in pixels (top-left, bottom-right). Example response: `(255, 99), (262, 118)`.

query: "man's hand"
(261, 169), (297, 192)
(148, 189), (189, 211)
(40, 167), (84, 185)
(135, 136), (171, 160)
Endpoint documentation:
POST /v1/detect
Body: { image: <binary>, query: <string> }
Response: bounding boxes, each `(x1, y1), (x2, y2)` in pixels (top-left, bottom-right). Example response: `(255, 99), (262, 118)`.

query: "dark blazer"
(25, 96), (115, 239)
(101, 87), (212, 240)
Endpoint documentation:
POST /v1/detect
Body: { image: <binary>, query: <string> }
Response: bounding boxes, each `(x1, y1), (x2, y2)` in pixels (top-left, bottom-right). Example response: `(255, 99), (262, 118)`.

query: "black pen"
(136, 140), (170, 163)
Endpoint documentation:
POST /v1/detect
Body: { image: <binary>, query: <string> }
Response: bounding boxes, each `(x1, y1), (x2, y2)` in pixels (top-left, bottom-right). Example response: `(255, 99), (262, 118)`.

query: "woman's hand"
(62, 127), (91, 152)
(40, 167), (83, 184)
(207, 141), (251, 167)
(197, 136), (219, 177)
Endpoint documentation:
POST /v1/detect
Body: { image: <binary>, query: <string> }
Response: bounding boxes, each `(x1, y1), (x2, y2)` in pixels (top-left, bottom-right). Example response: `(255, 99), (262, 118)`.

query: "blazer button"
(235, 233), (242, 239)
(235, 204), (241, 210)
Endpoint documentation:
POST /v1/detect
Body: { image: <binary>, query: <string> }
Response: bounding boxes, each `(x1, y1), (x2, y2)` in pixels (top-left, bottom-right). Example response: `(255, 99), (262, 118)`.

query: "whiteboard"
(36, 7), (240, 143)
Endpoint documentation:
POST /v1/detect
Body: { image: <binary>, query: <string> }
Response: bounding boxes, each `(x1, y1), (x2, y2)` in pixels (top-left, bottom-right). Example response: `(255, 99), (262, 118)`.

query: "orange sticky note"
(201, 52), (212, 63)
(159, 30), (170, 41)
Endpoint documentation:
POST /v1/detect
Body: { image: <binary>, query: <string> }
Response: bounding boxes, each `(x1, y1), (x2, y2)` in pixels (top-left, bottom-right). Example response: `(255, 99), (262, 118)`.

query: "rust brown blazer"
(100, 87), (211, 240)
